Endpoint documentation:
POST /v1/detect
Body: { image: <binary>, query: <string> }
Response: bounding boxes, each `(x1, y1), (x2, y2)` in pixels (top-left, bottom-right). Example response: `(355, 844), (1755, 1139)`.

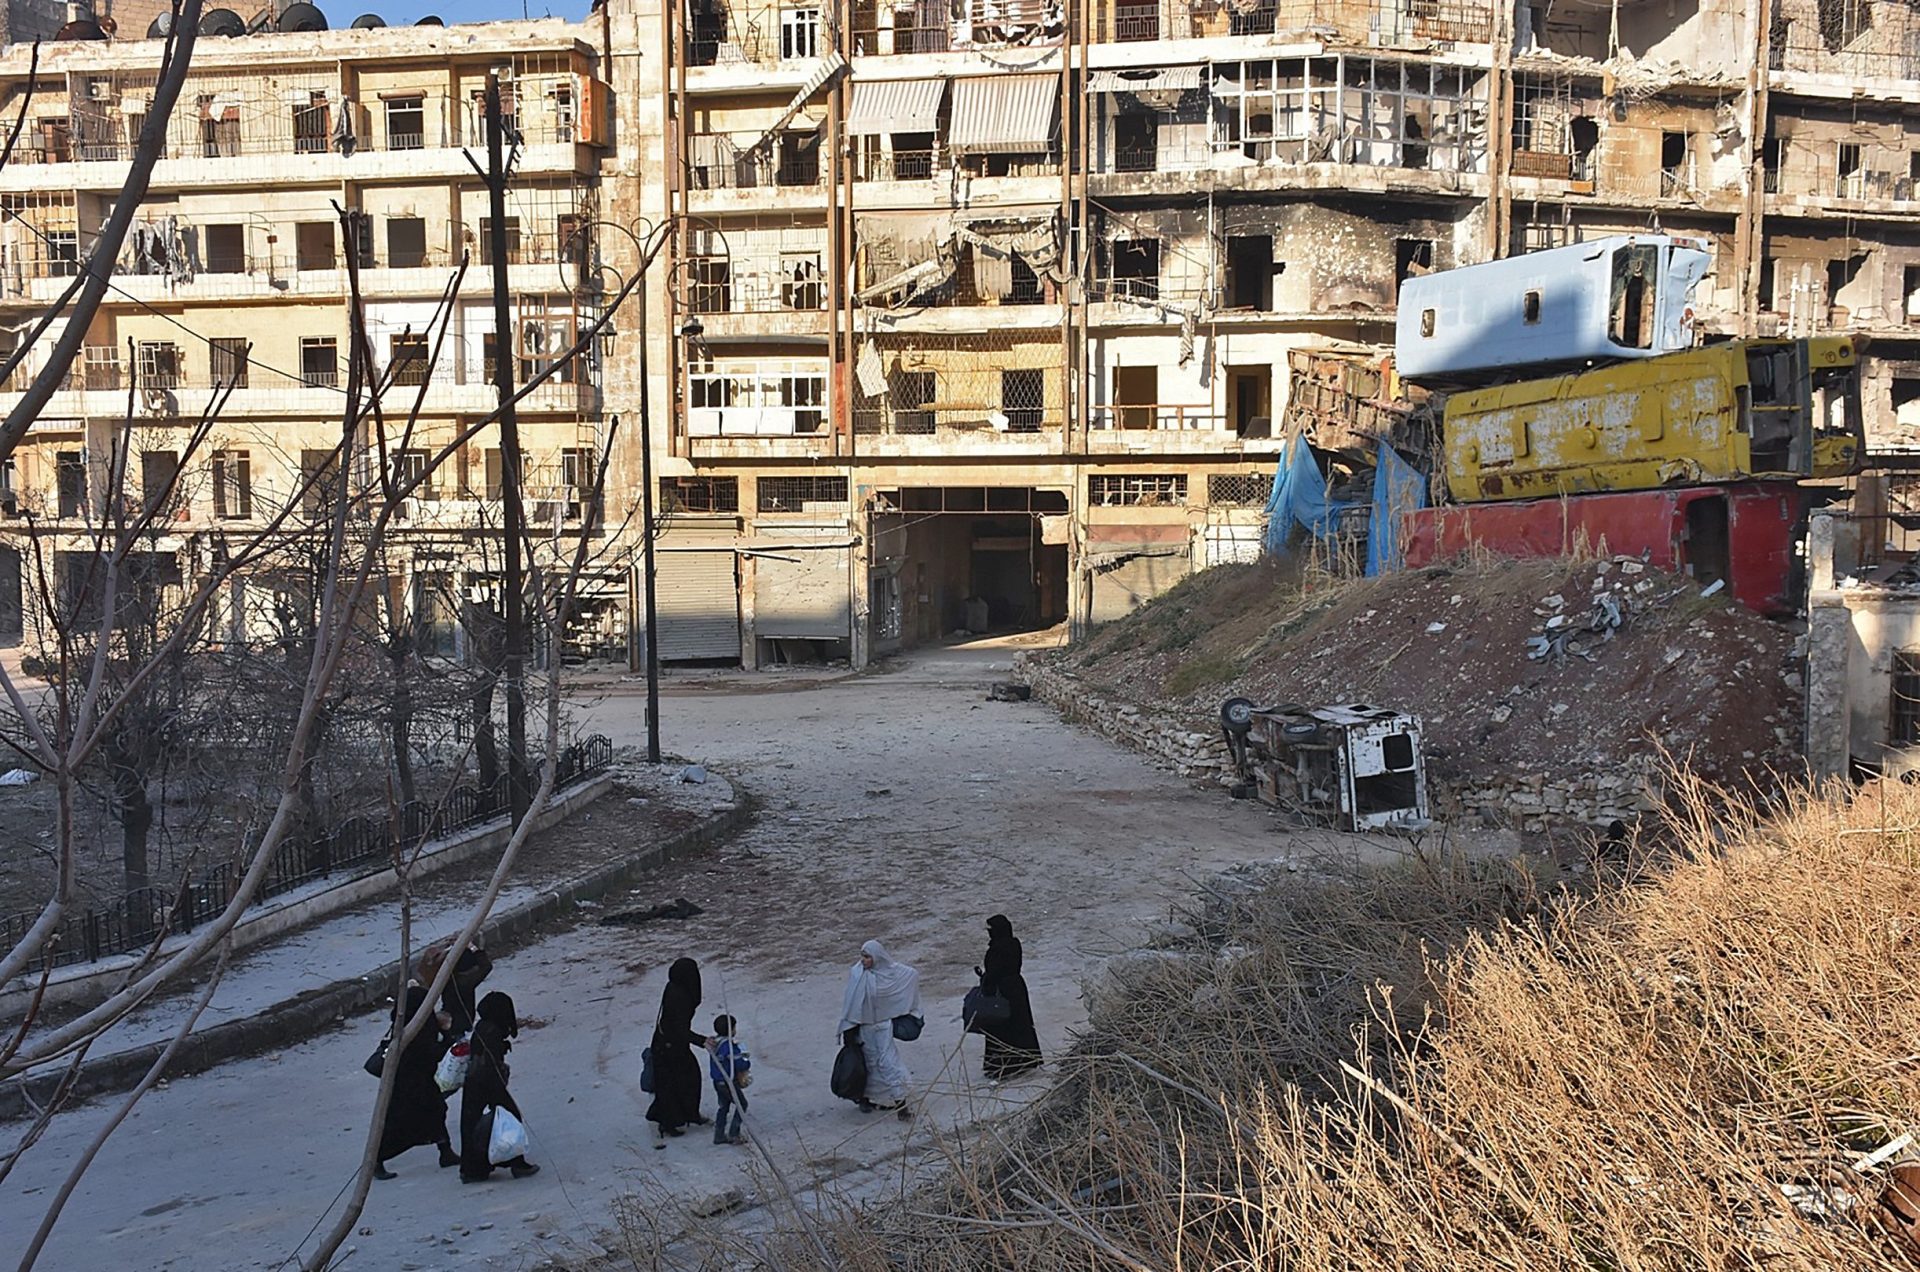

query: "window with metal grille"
(561, 447), (596, 520)
(137, 341), (183, 389)
(480, 217), (522, 266)
(1208, 472), (1273, 505)
(389, 334), (431, 386)
(212, 449), (251, 519)
(57, 451), (86, 518)
(390, 448), (435, 499)
(758, 475), (848, 513)
(661, 476), (739, 514)
(1090, 473), (1187, 506)
(385, 97), (425, 150)
(300, 337), (339, 388)
(1001, 368), (1045, 431)
(1894, 651), (1920, 746)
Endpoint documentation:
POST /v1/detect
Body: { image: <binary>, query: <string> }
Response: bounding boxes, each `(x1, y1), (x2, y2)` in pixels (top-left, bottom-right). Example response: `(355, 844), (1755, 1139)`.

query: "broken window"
(204, 223), (245, 274)
(1420, 308), (1436, 337)
(1114, 113), (1157, 174)
(1089, 474), (1186, 506)
(1759, 258), (1778, 313)
(1110, 239), (1160, 301)
(387, 217), (428, 269)
(1523, 289), (1542, 324)
(1660, 132), (1688, 197)
(138, 341), (183, 389)
(1762, 136), (1783, 194)
(212, 449), (251, 519)
(778, 131), (821, 187)
(1905, 265), (1920, 325)
(1608, 243), (1658, 349)
(210, 337), (249, 388)
(1009, 256), (1044, 305)
(780, 7), (822, 59)
(1394, 239), (1433, 302)
(1818, 0), (1872, 52)
(1001, 368), (1045, 431)
(296, 221), (336, 272)
(758, 475), (847, 513)
(292, 91), (330, 155)
(782, 374), (825, 433)
(1568, 116), (1598, 181)
(56, 451), (85, 519)
(1228, 235), (1274, 310)
(688, 257), (732, 314)
(1838, 142), (1863, 199)
(661, 476), (739, 513)
(1893, 651), (1920, 746)
(140, 450), (179, 517)
(780, 252), (823, 310)
(300, 337), (339, 388)
(1828, 253), (1867, 317)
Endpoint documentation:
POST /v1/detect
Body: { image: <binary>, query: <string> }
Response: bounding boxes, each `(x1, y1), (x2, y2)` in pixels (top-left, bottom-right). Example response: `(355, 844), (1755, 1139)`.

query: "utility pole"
(638, 277), (662, 763)
(484, 74), (530, 826)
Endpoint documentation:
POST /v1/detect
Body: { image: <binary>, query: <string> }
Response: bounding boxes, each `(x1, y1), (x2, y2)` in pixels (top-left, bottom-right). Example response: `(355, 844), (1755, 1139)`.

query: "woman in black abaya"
(645, 957), (713, 1143)
(978, 914), (1043, 1081)
(372, 984), (458, 1179)
(459, 991), (540, 1182)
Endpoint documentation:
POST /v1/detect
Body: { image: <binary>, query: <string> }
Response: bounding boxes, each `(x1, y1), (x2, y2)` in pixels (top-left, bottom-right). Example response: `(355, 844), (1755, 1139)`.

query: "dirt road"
(2, 639), (1368, 1271)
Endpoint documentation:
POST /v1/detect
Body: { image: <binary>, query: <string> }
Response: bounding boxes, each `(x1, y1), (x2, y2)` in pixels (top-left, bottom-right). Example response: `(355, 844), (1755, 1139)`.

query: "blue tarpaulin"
(1262, 434), (1336, 556)
(1365, 442), (1427, 576)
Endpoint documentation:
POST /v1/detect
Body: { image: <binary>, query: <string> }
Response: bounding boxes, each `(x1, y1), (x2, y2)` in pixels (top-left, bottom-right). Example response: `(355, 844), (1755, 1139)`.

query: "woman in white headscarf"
(837, 939), (922, 1120)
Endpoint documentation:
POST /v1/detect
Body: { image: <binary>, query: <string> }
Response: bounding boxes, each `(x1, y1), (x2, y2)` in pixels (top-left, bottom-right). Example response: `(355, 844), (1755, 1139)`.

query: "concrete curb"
(0, 787), (755, 1122)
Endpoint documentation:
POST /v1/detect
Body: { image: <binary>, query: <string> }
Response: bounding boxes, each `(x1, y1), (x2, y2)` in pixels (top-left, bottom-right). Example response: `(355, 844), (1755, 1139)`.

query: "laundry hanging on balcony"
(947, 74), (1058, 154)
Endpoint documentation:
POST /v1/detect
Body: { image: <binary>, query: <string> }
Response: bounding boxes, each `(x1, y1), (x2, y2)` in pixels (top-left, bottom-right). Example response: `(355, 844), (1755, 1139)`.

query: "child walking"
(709, 1014), (751, 1145)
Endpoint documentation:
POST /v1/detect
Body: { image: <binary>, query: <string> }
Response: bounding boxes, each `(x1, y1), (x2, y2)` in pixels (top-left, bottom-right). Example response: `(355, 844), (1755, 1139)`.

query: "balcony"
(1086, 403), (1248, 454)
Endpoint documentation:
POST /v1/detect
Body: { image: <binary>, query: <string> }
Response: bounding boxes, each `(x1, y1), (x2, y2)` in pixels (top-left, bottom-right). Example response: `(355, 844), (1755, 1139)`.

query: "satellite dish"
(278, 3), (329, 32)
(147, 13), (174, 37)
(53, 19), (107, 40)
(351, 13), (386, 28)
(200, 9), (246, 36)
(416, 15), (444, 25)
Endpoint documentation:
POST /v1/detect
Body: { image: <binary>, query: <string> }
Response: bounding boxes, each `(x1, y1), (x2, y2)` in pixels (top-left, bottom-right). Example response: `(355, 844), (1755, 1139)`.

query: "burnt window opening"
(1394, 238), (1433, 302)
(1089, 473), (1187, 506)
(1905, 264), (1920, 325)
(1401, 111), (1429, 170)
(1114, 113), (1157, 174)
(1893, 650), (1920, 746)
(1568, 116), (1598, 180)
(1110, 238), (1160, 301)
(1759, 257), (1778, 313)
(1838, 142), (1863, 198)
(1892, 378), (1920, 414)
(1828, 253), (1867, 312)
(1523, 289), (1542, 324)
(1228, 235), (1274, 310)
(1660, 132), (1687, 196)
(56, 451), (85, 519)
(1762, 136), (1783, 194)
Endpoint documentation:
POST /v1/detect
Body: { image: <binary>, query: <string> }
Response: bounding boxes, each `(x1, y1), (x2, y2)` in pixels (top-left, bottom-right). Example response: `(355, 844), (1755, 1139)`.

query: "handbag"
(830, 1030), (868, 1102)
(487, 1106), (529, 1165)
(892, 1013), (924, 1042)
(435, 1036), (470, 1093)
(363, 1035), (389, 1078)
(962, 985), (1011, 1033)
(639, 1045), (655, 1094)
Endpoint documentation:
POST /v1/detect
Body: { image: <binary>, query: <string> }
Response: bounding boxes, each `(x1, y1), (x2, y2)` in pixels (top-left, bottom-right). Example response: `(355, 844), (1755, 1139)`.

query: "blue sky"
(372, 1), (592, 21)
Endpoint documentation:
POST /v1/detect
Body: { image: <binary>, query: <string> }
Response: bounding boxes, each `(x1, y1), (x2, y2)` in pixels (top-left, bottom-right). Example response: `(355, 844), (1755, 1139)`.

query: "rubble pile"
(1027, 557), (1801, 829)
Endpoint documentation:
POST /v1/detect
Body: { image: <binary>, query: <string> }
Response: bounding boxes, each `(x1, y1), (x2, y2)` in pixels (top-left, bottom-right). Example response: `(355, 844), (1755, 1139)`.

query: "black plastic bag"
(830, 1030), (867, 1102)
(962, 986), (1011, 1034)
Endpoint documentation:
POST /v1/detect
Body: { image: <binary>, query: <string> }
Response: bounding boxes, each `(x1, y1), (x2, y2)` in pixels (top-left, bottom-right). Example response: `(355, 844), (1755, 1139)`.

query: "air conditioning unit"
(86, 79), (112, 102)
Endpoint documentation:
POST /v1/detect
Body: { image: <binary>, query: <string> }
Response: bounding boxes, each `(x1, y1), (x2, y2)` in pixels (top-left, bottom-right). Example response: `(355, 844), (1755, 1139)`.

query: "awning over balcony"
(947, 73), (1058, 154)
(1085, 66), (1204, 94)
(845, 78), (948, 137)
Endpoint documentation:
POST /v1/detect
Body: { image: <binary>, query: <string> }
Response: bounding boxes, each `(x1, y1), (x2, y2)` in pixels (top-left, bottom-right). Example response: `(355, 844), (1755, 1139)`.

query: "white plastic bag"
(434, 1037), (470, 1094)
(487, 1106), (528, 1165)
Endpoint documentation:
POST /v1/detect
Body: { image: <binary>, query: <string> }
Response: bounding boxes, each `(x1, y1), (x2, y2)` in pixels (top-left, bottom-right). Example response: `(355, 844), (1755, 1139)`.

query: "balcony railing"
(1112, 0), (1159, 40)
(688, 135), (825, 191)
(858, 148), (942, 182)
(683, 257), (827, 315)
(1088, 402), (1228, 431)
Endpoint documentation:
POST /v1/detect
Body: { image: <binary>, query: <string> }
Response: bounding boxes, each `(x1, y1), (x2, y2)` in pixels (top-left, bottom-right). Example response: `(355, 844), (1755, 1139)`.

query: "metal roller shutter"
(654, 549), (740, 660)
(753, 547), (850, 639)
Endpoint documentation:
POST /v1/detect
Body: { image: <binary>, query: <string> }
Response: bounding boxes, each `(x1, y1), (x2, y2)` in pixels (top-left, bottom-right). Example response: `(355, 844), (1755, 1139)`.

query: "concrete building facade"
(0, 14), (614, 655)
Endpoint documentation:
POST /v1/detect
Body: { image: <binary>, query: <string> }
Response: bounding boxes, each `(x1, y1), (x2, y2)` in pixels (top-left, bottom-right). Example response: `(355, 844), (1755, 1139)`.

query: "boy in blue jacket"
(709, 1014), (750, 1145)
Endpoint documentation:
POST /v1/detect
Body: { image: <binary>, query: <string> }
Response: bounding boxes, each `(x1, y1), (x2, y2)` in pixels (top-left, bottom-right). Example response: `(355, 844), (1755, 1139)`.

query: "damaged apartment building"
(597, 0), (1920, 668)
(0, 8), (618, 655)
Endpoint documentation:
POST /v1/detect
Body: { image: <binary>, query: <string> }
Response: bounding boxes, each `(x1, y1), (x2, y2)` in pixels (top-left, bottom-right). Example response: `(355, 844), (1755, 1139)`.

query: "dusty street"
(1, 640), (1374, 1270)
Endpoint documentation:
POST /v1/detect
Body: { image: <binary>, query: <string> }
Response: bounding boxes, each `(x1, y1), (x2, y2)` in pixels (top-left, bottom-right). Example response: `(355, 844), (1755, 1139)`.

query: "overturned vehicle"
(1221, 698), (1429, 831)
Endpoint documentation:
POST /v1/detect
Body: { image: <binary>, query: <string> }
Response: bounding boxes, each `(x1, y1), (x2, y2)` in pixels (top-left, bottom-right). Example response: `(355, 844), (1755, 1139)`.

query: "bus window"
(1609, 244), (1660, 348)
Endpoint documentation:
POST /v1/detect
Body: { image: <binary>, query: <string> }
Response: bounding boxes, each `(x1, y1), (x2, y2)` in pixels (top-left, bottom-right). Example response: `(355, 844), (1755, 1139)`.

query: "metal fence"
(0, 734), (614, 973)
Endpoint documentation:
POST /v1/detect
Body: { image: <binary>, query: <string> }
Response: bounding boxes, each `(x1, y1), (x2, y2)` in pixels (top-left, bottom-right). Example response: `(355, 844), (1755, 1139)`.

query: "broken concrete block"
(692, 1187), (748, 1218)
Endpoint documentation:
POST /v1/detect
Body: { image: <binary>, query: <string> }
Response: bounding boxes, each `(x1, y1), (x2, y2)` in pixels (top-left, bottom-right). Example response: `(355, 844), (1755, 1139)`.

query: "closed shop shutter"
(754, 546), (850, 639)
(654, 549), (739, 660)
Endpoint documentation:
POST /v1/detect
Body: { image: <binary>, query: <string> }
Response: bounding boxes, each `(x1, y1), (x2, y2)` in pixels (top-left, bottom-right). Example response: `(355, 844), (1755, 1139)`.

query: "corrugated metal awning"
(845, 78), (948, 137)
(1086, 66), (1203, 94)
(948, 73), (1058, 154)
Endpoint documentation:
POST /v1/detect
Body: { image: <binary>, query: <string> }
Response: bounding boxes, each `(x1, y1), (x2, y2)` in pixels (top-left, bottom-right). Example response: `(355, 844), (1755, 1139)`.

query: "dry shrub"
(733, 779), (1920, 1271)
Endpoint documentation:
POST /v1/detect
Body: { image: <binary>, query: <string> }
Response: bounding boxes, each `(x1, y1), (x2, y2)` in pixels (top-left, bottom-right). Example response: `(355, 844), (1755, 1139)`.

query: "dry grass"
(700, 777), (1920, 1271)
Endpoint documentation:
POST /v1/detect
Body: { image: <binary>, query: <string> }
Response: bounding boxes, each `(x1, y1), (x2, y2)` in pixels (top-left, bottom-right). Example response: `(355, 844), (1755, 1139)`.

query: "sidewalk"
(0, 767), (747, 1120)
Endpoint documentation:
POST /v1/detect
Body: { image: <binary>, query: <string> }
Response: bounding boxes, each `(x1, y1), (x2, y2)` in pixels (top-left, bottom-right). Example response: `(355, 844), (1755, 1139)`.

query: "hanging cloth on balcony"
(947, 73), (1057, 154)
(1084, 67), (1202, 95)
(844, 78), (947, 137)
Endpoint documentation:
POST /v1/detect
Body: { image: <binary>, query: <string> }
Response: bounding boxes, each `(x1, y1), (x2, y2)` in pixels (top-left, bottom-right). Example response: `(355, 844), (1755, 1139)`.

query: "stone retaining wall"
(1020, 655), (1659, 832)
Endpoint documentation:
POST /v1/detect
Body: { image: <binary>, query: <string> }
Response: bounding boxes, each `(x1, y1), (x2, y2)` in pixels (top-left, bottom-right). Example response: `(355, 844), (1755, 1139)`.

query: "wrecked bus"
(1441, 335), (1863, 503)
(1394, 234), (1711, 385)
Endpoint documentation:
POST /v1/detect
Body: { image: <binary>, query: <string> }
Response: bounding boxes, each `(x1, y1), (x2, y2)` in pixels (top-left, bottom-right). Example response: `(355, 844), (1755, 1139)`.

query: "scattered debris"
(678, 765), (708, 785)
(988, 681), (1033, 702)
(1221, 698), (1428, 831)
(600, 898), (704, 926)
(1425, 622), (1448, 634)
(0, 769), (38, 786)
(691, 1186), (748, 1218)
(864, 788), (891, 798)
